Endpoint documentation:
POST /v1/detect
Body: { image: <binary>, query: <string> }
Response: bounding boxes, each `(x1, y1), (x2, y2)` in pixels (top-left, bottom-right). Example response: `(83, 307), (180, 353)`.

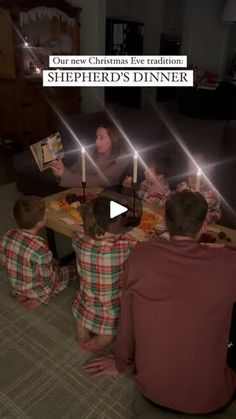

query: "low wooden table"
(44, 188), (99, 257)
(45, 188), (100, 239)
(44, 187), (155, 247)
(44, 187), (236, 255)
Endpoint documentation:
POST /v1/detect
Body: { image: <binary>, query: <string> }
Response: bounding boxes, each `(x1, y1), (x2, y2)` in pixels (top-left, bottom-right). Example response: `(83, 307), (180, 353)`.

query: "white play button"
(110, 200), (128, 219)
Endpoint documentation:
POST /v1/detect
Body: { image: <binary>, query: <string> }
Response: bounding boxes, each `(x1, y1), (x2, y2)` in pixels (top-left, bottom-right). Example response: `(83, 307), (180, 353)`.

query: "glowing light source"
(133, 152), (138, 183)
(81, 147), (86, 183)
(10, 24), (111, 188)
(35, 67), (41, 74)
(151, 102), (236, 221)
(196, 167), (202, 191)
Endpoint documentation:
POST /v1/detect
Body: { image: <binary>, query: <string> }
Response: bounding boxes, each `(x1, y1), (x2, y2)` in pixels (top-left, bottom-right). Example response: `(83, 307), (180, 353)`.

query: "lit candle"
(196, 167), (202, 191)
(81, 147), (86, 183)
(133, 152), (138, 183)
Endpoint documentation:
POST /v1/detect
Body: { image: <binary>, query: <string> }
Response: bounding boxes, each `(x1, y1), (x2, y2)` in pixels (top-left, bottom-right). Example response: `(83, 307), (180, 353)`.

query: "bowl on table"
(154, 223), (167, 236)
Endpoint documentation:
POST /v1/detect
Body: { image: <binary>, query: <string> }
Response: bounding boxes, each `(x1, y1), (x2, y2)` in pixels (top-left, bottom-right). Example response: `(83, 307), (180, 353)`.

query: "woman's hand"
(51, 159), (64, 178)
(122, 176), (133, 188)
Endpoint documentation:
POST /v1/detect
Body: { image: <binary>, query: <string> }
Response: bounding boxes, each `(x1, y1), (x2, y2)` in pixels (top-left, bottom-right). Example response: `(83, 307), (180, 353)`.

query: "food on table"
(52, 192), (96, 211)
(154, 223), (166, 234)
(50, 197), (80, 211)
(49, 198), (82, 223)
(218, 231), (226, 240)
(65, 193), (80, 204)
(70, 201), (81, 209)
(67, 208), (83, 223)
(200, 233), (216, 243)
(56, 197), (70, 209)
(218, 231), (231, 243)
(65, 192), (97, 204)
(49, 191), (97, 225)
(139, 211), (164, 232)
(49, 196), (80, 222)
(49, 200), (61, 210)
(200, 231), (232, 244)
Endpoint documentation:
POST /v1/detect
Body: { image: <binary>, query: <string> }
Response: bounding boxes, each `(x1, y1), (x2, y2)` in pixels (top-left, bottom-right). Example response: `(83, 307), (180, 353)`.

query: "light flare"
(152, 103), (236, 221)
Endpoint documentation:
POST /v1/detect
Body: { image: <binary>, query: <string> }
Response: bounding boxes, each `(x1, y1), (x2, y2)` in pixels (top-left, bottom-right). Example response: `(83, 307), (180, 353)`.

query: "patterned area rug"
(0, 279), (135, 419)
(0, 183), (136, 419)
(2, 183), (236, 419)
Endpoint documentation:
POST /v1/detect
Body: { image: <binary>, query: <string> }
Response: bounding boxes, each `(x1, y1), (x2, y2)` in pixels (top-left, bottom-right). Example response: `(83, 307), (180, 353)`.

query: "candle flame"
(197, 167), (202, 176)
(81, 147), (85, 153)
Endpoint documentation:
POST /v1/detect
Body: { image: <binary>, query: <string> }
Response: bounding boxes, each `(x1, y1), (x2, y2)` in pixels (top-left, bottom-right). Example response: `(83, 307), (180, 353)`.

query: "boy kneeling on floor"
(72, 197), (135, 352)
(0, 196), (77, 309)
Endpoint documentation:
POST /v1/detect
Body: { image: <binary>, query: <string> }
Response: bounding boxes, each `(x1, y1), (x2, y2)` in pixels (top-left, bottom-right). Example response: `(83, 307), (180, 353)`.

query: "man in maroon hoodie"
(84, 191), (236, 415)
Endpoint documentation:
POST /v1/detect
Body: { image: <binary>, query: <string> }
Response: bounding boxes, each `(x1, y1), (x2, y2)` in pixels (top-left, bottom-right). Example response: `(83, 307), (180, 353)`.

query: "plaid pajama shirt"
(72, 232), (132, 335)
(0, 229), (76, 304)
(176, 179), (221, 222)
(138, 178), (170, 205)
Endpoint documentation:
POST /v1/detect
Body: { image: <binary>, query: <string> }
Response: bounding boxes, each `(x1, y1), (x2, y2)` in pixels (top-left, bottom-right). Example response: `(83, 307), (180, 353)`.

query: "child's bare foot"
(76, 321), (90, 347)
(83, 335), (114, 352)
(15, 295), (40, 309)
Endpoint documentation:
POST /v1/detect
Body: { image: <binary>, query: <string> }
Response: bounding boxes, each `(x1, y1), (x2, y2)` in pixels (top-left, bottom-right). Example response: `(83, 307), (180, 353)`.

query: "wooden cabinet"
(0, 0), (81, 147)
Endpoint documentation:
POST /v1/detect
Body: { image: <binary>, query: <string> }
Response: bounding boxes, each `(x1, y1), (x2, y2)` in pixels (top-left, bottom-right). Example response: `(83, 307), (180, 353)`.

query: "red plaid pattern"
(138, 178), (170, 205)
(0, 229), (76, 304)
(72, 232), (132, 335)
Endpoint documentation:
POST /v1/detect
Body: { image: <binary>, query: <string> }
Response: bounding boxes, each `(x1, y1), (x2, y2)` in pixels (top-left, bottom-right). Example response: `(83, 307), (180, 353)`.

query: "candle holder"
(132, 181), (138, 218)
(125, 182), (140, 228)
(81, 181), (86, 204)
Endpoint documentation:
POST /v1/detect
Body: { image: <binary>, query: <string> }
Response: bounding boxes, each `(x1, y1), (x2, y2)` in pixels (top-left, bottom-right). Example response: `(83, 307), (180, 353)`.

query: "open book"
(30, 132), (64, 171)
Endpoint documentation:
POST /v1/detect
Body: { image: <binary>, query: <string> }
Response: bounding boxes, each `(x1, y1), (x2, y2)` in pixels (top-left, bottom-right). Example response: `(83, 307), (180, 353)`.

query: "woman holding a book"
(51, 122), (130, 188)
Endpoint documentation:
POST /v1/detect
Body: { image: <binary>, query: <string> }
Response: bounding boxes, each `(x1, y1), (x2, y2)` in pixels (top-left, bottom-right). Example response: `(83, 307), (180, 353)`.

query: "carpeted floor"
(1, 183), (236, 419)
(0, 183), (136, 419)
(0, 275), (136, 419)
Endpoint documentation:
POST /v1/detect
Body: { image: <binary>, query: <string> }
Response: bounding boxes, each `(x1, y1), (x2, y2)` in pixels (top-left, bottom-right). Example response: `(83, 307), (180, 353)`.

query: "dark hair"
(96, 120), (123, 158)
(13, 196), (46, 229)
(145, 153), (173, 178)
(82, 199), (104, 237)
(82, 197), (117, 237)
(165, 191), (208, 238)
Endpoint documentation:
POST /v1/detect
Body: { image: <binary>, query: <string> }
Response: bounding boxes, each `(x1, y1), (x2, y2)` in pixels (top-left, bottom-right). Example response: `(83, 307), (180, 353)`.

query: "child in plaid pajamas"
(0, 196), (76, 309)
(137, 156), (171, 205)
(72, 198), (135, 352)
(122, 155), (171, 206)
(176, 155), (221, 223)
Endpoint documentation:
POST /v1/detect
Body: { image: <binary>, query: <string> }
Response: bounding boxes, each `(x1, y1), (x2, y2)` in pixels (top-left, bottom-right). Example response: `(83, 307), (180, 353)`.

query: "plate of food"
(49, 193), (84, 224)
(200, 231), (232, 244)
(139, 211), (165, 233)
